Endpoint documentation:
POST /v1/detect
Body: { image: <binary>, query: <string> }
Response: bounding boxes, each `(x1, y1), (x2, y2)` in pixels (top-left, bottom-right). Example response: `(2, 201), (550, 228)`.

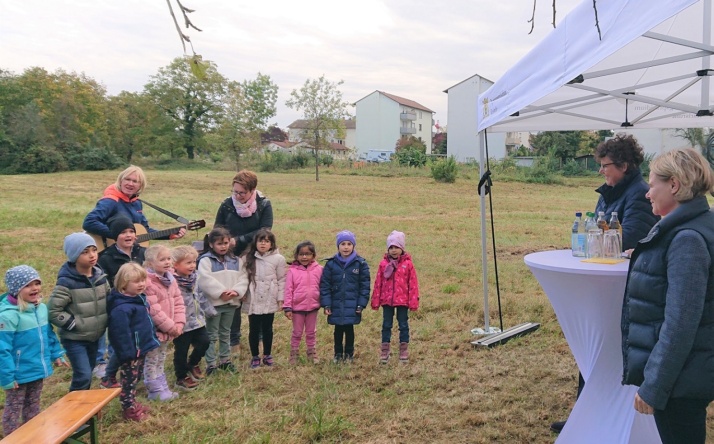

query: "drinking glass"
(603, 230), (622, 259)
(586, 230), (603, 259)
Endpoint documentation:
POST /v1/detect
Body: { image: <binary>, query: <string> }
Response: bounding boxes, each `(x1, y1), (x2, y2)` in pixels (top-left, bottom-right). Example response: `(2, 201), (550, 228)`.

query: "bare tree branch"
(528, 0), (537, 34)
(593, 0), (602, 40)
(177, 0), (203, 32)
(552, 0), (557, 28)
(166, 0), (202, 55)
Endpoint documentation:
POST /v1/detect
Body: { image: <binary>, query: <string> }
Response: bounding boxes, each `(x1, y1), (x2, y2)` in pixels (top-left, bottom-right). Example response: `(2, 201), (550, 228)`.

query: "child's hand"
(355, 306), (362, 315)
(55, 358), (70, 368)
(284, 311), (292, 320)
(324, 308), (332, 316)
(11, 382), (18, 389)
(219, 291), (233, 302)
(278, 301), (283, 311)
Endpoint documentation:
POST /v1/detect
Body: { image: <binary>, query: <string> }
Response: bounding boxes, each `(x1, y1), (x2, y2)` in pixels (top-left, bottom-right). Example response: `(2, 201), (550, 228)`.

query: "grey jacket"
(621, 196), (714, 410)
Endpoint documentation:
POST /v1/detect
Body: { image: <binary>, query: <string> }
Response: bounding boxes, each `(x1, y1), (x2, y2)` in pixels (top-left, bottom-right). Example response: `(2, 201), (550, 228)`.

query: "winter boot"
(307, 347), (319, 364)
(289, 348), (299, 365)
(399, 342), (409, 363)
(147, 374), (179, 402)
(379, 342), (390, 364)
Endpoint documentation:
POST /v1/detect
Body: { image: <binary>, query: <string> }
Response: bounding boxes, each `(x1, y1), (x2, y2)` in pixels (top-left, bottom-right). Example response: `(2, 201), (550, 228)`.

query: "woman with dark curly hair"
(594, 133), (659, 250)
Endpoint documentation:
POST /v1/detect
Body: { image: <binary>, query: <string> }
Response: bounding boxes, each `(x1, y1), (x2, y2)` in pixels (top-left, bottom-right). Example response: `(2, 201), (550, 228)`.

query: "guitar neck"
(136, 227), (181, 243)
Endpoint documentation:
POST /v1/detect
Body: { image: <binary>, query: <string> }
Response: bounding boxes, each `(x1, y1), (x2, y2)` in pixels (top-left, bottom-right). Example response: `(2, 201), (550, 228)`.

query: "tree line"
(0, 58), (350, 174)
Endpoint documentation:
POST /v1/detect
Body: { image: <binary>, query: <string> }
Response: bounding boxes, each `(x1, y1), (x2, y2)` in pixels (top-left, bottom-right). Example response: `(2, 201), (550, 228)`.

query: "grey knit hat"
(63, 232), (97, 263)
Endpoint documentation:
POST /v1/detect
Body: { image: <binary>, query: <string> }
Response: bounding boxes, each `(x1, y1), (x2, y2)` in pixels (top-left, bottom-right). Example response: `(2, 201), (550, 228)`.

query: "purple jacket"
(284, 261), (323, 312)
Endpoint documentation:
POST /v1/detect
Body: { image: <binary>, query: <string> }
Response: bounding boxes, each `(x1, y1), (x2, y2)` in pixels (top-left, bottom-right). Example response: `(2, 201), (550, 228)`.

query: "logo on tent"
(482, 98), (490, 118)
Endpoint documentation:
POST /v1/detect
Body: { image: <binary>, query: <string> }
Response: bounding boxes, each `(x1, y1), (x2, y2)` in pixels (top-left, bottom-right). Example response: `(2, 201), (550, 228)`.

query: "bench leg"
(62, 415), (97, 444)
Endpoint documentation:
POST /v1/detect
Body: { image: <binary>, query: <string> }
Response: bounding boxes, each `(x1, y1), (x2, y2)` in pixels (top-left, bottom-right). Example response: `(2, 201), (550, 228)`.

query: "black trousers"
(654, 397), (710, 444)
(333, 324), (355, 356)
(173, 327), (210, 379)
(248, 313), (274, 357)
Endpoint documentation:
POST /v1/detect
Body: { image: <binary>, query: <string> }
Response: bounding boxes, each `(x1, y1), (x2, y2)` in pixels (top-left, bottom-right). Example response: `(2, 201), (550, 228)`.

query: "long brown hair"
(243, 228), (276, 285)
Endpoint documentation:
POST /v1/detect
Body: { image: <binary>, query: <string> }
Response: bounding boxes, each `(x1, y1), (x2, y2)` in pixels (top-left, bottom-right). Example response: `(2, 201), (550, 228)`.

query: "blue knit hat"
(63, 232), (97, 263)
(5, 265), (41, 296)
(336, 230), (356, 247)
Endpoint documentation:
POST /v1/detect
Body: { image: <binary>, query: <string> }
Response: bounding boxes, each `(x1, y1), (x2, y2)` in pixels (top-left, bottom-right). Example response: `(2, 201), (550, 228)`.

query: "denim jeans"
(654, 397), (710, 444)
(61, 338), (99, 391)
(96, 330), (115, 365)
(381, 305), (409, 343)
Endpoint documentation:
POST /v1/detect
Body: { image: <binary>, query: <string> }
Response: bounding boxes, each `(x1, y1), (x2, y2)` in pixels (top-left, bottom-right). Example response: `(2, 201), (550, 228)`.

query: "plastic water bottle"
(585, 212), (598, 232)
(571, 212), (586, 257)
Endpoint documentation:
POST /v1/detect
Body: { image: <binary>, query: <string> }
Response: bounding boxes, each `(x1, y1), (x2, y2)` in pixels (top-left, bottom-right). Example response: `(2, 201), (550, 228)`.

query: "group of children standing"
(0, 224), (420, 434)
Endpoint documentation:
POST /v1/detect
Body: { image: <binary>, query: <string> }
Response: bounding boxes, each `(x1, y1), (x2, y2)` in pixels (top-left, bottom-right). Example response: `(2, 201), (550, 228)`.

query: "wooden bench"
(1, 388), (120, 444)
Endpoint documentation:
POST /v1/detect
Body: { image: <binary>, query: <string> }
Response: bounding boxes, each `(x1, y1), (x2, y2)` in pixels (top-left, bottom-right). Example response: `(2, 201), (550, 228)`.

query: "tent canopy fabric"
(477, 0), (714, 132)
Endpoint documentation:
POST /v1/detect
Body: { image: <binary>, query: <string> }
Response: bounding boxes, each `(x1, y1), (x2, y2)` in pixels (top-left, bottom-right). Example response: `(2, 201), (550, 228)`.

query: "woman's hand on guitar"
(169, 227), (187, 240)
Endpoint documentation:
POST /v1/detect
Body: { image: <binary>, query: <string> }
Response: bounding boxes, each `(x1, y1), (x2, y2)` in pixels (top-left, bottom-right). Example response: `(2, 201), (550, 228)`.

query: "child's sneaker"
(205, 365), (218, 376)
(332, 354), (343, 364)
(250, 356), (261, 369)
(123, 405), (149, 422)
(189, 364), (205, 380)
(92, 363), (107, 379)
(218, 361), (237, 373)
(262, 355), (274, 367)
(100, 376), (120, 389)
(176, 376), (199, 390)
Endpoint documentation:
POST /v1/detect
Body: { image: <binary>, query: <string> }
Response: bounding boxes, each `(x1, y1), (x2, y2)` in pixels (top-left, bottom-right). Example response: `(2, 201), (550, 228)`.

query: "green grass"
(0, 169), (712, 443)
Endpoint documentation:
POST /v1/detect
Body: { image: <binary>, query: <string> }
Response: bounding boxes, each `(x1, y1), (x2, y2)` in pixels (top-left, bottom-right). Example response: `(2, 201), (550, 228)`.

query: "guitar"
(89, 220), (206, 252)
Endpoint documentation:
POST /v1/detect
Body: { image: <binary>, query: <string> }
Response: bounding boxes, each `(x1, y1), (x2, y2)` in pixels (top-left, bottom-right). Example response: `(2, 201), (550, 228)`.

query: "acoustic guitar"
(90, 220), (205, 252)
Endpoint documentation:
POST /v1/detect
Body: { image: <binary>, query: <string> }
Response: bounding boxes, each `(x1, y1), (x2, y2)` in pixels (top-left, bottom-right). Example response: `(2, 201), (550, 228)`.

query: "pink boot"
(399, 342), (409, 363)
(380, 342), (390, 364)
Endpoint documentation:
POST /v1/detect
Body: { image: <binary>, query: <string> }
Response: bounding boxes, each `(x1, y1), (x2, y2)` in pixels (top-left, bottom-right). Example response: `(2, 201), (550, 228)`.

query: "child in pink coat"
(143, 245), (185, 401)
(283, 241), (323, 364)
(371, 231), (419, 364)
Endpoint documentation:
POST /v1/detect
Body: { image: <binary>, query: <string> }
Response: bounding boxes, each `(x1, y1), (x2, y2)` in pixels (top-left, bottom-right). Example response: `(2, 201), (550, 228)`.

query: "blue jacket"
(621, 196), (714, 410)
(0, 296), (65, 389)
(320, 255), (370, 325)
(107, 289), (160, 363)
(595, 168), (660, 250)
(83, 185), (156, 239)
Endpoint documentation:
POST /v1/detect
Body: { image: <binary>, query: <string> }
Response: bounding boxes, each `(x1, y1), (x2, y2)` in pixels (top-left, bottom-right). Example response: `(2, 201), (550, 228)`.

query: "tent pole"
(479, 130), (491, 333)
(702, 0), (712, 109)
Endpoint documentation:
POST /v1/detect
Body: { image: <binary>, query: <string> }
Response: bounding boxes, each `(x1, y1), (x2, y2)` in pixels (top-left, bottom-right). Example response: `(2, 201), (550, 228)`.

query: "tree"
(674, 128), (709, 152)
(529, 131), (576, 162)
(144, 57), (228, 159)
(432, 132), (447, 155)
(394, 136), (427, 167)
(261, 125), (288, 144)
(286, 76), (350, 181)
(213, 73), (278, 168)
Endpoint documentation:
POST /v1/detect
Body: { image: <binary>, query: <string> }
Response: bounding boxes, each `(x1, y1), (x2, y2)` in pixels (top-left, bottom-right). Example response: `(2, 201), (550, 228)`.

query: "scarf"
(7, 294), (18, 305)
(173, 271), (196, 291)
(383, 257), (400, 279)
(232, 190), (258, 218)
(335, 251), (357, 268)
(147, 268), (175, 288)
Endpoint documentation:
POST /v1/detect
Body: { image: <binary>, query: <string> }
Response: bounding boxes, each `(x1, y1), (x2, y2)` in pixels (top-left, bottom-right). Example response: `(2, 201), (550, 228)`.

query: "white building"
(287, 118), (356, 149)
(353, 91), (434, 157)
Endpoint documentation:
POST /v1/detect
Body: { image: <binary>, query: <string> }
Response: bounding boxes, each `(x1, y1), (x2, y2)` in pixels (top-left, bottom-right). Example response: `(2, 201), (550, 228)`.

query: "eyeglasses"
(298, 252), (314, 257)
(599, 162), (616, 169)
(232, 190), (249, 197)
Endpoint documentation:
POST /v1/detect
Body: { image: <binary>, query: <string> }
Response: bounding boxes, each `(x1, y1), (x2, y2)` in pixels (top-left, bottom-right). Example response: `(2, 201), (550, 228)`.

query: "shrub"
(562, 158), (587, 176)
(11, 144), (68, 173)
(431, 156), (458, 183)
(320, 154), (334, 167)
(66, 145), (124, 171)
(394, 147), (427, 167)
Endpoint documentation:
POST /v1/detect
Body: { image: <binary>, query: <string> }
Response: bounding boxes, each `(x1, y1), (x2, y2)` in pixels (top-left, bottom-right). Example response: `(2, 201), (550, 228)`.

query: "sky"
(1, 0), (582, 128)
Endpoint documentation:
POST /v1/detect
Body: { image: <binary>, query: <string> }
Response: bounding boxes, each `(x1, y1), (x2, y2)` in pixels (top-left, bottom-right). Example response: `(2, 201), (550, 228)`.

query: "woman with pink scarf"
(213, 170), (274, 353)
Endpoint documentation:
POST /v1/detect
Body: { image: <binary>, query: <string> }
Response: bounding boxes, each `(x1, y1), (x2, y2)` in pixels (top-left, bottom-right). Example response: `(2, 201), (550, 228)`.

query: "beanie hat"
(336, 230), (356, 247)
(386, 230), (406, 251)
(64, 232), (97, 263)
(109, 217), (135, 241)
(5, 265), (41, 296)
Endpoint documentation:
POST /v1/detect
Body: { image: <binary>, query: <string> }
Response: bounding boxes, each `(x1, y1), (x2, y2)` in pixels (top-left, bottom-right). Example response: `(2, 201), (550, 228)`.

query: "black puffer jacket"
(214, 193), (273, 256)
(622, 196), (714, 409)
(595, 168), (659, 250)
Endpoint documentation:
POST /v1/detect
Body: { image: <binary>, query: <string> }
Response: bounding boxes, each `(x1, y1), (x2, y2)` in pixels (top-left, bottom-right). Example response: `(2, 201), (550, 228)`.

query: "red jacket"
(371, 253), (419, 311)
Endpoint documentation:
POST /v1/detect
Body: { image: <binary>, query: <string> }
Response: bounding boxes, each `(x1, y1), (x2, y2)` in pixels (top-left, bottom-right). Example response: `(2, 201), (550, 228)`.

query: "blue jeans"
(61, 338), (99, 391)
(654, 397), (710, 444)
(381, 305), (409, 343)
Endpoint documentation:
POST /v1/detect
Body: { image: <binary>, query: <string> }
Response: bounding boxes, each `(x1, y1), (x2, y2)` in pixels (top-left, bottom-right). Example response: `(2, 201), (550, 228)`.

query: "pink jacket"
(371, 253), (419, 311)
(145, 272), (186, 342)
(283, 261), (323, 312)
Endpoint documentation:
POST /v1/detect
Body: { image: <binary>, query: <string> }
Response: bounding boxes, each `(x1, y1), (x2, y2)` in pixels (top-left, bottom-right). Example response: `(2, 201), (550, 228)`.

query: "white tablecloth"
(524, 250), (660, 444)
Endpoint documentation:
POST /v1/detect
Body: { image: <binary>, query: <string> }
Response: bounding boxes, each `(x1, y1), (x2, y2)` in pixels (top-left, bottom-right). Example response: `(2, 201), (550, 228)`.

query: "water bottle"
(584, 212), (598, 232)
(571, 212), (586, 257)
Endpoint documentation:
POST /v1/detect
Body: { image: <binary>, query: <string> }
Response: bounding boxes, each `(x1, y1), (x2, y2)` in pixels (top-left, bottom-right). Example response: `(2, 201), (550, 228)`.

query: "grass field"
(0, 169), (711, 443)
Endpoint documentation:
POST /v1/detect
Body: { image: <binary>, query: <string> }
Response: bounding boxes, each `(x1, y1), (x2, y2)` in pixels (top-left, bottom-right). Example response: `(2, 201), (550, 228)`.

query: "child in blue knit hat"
(48, 232), (109, 392)
(319, 230), (370, 363)
(1, 265), (67, 436)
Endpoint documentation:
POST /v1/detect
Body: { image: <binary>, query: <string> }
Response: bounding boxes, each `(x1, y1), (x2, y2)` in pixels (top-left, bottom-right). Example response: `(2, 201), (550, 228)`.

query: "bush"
(562, 158), (587, 176)
(320, 154), (334, 167)
(431, 156), (458, 183)
(10, 144), (68, 173)
(66, 145), (124, 171)
(394, 147), (427, 167)
(640, 153), (655, 178)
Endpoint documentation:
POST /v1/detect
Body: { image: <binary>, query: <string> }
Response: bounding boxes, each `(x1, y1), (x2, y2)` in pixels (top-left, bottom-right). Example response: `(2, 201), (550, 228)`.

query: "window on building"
(419, 124), (422, 131)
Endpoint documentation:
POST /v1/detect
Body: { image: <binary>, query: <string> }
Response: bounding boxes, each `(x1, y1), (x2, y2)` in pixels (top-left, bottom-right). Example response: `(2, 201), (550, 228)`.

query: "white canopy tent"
(473, 0), (714, 334)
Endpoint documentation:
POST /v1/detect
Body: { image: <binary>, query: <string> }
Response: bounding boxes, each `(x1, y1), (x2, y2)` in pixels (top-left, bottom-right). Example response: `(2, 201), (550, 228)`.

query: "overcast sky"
(1, 0), (582, 128)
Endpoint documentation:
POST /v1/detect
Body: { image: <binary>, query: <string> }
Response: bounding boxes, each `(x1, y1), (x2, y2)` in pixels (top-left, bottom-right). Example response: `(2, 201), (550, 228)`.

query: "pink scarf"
(383, 257), (399, 279)
(232, 190), (258, 218)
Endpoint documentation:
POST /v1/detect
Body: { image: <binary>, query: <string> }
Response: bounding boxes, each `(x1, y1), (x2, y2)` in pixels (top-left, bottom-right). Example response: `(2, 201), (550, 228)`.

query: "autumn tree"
(144, 57), (228, 159)
(286, 75), (350, 181)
